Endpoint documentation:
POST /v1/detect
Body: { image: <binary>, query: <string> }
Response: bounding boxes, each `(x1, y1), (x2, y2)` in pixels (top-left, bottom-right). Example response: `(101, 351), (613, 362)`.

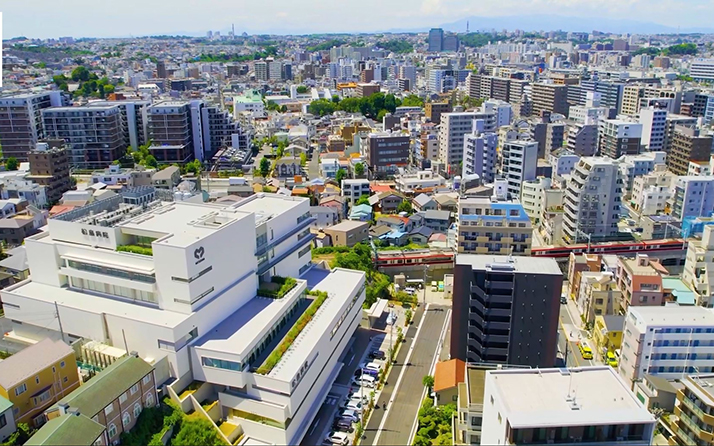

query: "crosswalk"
(323, 395), (340, 406)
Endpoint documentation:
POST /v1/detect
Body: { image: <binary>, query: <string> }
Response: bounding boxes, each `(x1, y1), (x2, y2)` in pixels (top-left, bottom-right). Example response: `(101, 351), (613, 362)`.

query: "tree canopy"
(307, 92), (403, 119)
(335, 168), (347, 185)
(377, 40), (413, 53)
(354, 163), (365, 177)
(401, 94), (424, 108)
(663, 43), (697, 56)
(5, 157), (18, 171)
(172, 417), (225, 446)
(413, 397), (456, 446)
(355, 195), (370, 206)
(259, 157), (271, 178)
(296, 85), (309, 94)
(460, 33), (508, 48)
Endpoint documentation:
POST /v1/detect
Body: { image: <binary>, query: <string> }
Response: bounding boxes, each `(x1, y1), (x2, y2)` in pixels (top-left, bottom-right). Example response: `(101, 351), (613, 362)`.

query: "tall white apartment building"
(2, 190), (366, 445)
(639, 106), (668, 151)
(521, 177), (551, 223)
(690, 59), (714, 82)
(500, 140), (538, 199)
(482, 99), (512, 127)
(481, 367), (656, 446)
(462, 120), (498, 182)
(438, 111), (496, 173)
(671, 176), (714, 220)
(341, 179), (371, 206)
(563, 157), (624, 244)
(617, 152), (667, 197)
(631, 168), (675, 216)
(619, 306), (714, 387)
(682, 225), (714, 307)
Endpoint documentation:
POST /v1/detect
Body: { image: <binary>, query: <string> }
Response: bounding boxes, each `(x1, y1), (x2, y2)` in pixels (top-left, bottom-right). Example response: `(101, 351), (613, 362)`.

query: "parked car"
(340, 409), (359, 423)
(344, 400), (363, 413)
(369, 350), (386, 360)
(353, 368), (362, 378)
(578, 342), (593, 360)
(365, 362), (381, 372)
(560, 295), (567, 305)
(606, 351), (618, 367)
(431, 281), (438, 291)
(325, 431), (350, 445)
(333, 418), (354, 433)
(351, 375), (375, 388)
(348, 393), (369, 404)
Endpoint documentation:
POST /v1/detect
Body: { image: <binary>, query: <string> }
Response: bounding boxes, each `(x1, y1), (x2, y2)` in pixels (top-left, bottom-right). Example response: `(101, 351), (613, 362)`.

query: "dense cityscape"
(1, 11), (714, 446)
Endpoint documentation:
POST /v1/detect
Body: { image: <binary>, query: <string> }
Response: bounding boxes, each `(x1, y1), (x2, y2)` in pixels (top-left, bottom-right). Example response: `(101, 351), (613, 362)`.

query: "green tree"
(259, 157), (271, 178)
(296, 85), (308, 94)
(71, 66), (91, 82)
(335, 168), (346, 185)
(331, 94), (340, 103)
(172, 417), (225, 446)
(307, 99), (337, 116)
(300, 153), (307, 166)
(185, 159), (202, 175)
(402, 94), (424, 107)
(6, 157), (18, 171)
(356, 195), (370, 206)
(354, 162), (365, 177)
(422, 375), (435, 389)
(397, 200), (413, 214)
(144, 155), (158, 168)
(265, 100), (280, 112)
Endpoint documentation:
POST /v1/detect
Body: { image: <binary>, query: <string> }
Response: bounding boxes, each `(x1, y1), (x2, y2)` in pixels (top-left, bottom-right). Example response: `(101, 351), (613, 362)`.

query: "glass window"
(119, 393), (128, 404)
(122, 412), (131, 428)
(104, 405), (114, 416)
(108, 424), (117, 438)
(133, 403), (142, 418)
(145, 392), (155, 408)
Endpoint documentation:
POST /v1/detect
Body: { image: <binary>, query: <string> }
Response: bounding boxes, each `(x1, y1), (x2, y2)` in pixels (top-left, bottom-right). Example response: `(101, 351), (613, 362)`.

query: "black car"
(333, 418), (354, 433)
(369, 350), (386, 360)
(560, 296), (567, 305)
(353, 368), (362, 378)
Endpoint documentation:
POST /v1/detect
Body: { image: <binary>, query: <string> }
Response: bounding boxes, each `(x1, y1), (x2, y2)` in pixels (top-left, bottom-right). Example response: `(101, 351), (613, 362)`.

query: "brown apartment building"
(531, 83), (569, 117)
(425, 102), (452, 125)
(356, 83), (380, 98)
(45, 353), (157, 446)
(666, 125), (713, 176)
(323, 220), (369, 247)
(26, 141), (71, 204)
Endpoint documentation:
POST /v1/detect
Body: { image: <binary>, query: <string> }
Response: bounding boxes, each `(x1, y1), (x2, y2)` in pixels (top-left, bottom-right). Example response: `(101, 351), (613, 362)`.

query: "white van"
(365, 362), (382, 372)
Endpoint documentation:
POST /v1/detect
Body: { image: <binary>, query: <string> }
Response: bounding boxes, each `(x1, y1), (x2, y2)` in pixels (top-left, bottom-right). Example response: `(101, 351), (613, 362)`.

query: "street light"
(422, 264), (428, 307)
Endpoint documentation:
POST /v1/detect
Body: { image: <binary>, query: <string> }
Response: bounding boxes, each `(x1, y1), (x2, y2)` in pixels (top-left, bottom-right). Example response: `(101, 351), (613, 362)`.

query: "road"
(308, 146), (320, 180)
(364, 305), (450, 446)
(559, 299), (595, 368)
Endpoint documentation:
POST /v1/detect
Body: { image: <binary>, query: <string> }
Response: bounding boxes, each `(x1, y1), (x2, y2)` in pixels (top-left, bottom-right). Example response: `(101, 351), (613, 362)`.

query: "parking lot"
(301, 326), (394, 446)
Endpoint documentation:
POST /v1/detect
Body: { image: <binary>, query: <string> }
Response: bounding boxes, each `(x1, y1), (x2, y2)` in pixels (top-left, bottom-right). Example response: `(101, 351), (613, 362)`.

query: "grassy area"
(117, 244), (153, 256)
(377, 242), (428, 251)
(179, 381), (202, 400)
(257, 276), (298, 299)
(256, 290), (329, 375)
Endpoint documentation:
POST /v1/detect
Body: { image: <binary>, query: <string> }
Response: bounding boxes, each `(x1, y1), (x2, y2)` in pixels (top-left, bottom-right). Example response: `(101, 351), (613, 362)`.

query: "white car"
(365, 362), (381, 372)
(351, 375), (375, 388)
(340, 409), (359, 423)
(344, 400), (363, 413)
(349, 393), (369, 404)
(325, 431), (350, 445)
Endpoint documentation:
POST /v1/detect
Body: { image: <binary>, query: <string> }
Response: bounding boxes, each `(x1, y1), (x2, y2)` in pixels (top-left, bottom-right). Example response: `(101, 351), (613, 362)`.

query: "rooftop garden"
(257, 276), (298, 299)
(255, 289), (329, 375)
(117, 244), (153, 256)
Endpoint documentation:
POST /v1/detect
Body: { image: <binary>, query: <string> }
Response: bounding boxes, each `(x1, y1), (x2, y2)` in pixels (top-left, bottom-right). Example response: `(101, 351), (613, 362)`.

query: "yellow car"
(606, 351), (618, 367)
(578, 342), (593, 360)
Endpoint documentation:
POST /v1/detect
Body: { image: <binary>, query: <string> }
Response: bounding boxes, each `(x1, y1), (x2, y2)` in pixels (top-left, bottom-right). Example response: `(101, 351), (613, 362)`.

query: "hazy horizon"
(2, 0), (711, 39)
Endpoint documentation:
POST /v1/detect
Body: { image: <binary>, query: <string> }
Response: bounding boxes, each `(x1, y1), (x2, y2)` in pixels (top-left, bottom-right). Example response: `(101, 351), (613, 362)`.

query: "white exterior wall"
(481, 374), (509, 445)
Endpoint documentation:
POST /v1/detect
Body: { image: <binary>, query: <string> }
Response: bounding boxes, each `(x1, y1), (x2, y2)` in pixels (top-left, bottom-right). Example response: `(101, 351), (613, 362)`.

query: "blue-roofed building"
(378, 230), (409, 247)
(349, 204), (373, 222)
(661, 277), (696, 306)
(456, 195), (533, 255)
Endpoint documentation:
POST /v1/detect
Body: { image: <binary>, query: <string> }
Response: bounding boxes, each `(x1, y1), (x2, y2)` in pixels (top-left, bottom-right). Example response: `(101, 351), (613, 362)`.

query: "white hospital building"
(2, 188), (366, 445)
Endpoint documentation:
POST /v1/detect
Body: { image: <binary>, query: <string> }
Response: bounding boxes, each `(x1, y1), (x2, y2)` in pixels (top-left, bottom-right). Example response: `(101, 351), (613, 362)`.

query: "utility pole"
(54, 301), (66, 344)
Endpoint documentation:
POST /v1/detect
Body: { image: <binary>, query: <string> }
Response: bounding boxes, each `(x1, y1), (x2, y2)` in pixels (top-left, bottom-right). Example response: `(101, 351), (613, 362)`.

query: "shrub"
(120, 399), (182, 446)
(312, 246), (351, 255)
(173, 416), (226, 446)
(257, 276), (298, 299)
(256, 290), (329, 374)
(117, 245), (153, 256)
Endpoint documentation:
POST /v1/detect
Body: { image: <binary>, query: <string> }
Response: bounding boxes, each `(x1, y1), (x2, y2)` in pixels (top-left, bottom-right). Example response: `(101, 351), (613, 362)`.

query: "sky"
(2, 0), (712, 38)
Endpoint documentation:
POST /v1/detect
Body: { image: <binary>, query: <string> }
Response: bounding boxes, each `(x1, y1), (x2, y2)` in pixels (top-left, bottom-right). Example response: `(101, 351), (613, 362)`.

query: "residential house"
(0, 206), (47, 246)
(369, 224), (392, 239)
(25, 412), (106, 446)
(349, 204), (373, 222)
(633, 374), (681, 413)
(433, 359), (465, 406)
(0, 246), (29, 287)
(592, 315), (625, 357)
(378, 230), (409, 247)
(320, 158), (340, 179)
(322, 220), (369, 247)
(310, 206), (339, 228)
(284, 144), (308, 158)
(412, 193), (437, 212)
(312, 229), (332, 248)
(0, 397), (16, 443)
(43, 354), (157, 446)
(433, 193), (458, 213)
(0, 338), (80, 427)
(368, 191), (406, 214)
(274, 157), (302, 178)
(151, 166), (181, 190)
(409, 226), (434, 245)
(421, 210), (451, 232)
(616, 254), (664, 313)
(376, 216), (409, 233)
(319, 195), (346, 219)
